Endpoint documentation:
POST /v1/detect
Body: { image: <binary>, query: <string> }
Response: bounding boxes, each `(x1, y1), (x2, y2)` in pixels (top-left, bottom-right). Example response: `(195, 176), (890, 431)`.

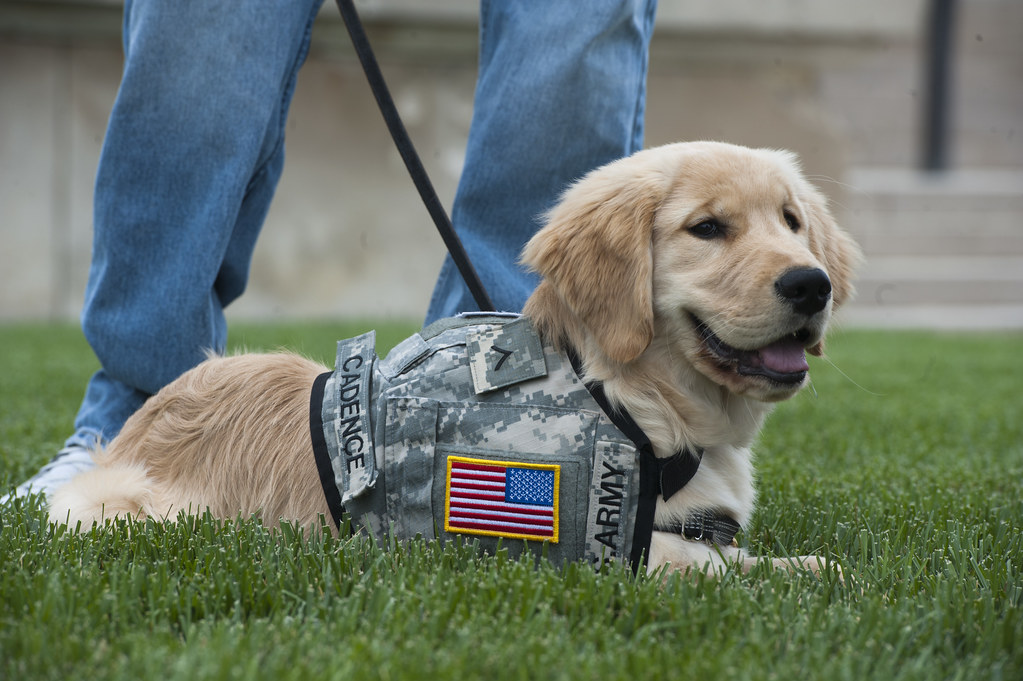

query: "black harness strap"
(310, 370), (345, 529)
(656, 447), (703, 501)
(566, 350), (705, 573)
(335, 0), (495, 313)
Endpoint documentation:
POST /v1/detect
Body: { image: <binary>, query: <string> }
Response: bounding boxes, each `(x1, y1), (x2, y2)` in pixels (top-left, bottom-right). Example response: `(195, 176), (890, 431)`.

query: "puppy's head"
(522, 141), (861, 402)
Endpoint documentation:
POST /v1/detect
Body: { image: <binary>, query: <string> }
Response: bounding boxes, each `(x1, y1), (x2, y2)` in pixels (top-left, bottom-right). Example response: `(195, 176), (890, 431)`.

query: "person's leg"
(7, 0), (324, 500)
(425, 0), (658, 323)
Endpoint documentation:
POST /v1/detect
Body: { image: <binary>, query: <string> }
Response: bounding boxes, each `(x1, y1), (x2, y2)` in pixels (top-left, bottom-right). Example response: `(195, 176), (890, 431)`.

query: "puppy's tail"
(49, 464), (167, 528)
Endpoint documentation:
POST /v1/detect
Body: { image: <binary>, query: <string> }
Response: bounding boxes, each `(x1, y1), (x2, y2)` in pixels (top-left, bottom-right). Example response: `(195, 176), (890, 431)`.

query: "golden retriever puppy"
(523, 141), (859, 574)
(51, 141), (860, 577)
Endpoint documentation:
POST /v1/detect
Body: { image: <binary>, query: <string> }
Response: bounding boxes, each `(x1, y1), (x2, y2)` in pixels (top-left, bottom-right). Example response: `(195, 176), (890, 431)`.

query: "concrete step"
(844, 167), (1023, 257)
(841, 167), (1023, 328)
(856, 255), (1023, 304)
(837, 303), (1023, 329)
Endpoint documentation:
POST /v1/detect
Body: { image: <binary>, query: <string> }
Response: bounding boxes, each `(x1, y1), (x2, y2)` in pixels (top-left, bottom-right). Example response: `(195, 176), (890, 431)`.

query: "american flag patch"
(444, 456), (560, 542)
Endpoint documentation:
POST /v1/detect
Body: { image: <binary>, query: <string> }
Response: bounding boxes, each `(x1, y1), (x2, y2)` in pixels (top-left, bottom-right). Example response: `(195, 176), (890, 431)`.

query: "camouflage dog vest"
(309, 314), (716, 572)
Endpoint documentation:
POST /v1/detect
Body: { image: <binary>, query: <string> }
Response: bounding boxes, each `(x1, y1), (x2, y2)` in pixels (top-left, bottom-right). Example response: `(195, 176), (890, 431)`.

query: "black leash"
(335, 0), (495, 313)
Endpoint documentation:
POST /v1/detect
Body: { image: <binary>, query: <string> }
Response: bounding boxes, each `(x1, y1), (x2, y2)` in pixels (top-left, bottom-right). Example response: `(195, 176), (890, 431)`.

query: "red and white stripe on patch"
(444, 455), (560, 542)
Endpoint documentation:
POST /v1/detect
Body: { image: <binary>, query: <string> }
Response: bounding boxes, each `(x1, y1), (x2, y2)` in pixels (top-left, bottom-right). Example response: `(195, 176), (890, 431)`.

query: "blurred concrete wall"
(1, 0), (1021, 327)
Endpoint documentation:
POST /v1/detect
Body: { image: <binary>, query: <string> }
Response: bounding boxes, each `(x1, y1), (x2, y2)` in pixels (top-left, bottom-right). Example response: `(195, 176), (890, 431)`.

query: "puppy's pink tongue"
(758, 337), (809, 374)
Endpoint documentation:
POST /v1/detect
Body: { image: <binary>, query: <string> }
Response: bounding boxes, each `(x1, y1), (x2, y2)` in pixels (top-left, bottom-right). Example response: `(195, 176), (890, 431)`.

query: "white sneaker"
(2, 445), (96, 504)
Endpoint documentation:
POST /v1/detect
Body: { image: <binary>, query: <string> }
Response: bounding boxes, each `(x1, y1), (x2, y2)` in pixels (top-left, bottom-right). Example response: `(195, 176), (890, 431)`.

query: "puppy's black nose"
(775, 267), (832, 316)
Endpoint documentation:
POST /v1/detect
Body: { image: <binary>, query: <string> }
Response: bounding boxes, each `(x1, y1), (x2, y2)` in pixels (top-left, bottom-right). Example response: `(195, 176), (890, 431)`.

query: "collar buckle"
(656, 509), (741, 547)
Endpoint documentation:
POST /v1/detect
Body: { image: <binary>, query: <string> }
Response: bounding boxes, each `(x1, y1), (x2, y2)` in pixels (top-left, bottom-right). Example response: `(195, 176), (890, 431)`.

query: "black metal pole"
(921, 0), (957, 172)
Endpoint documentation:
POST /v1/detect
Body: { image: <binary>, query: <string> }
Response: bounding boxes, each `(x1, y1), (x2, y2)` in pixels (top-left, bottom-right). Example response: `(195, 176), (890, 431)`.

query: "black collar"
(655, 511), (741, 547)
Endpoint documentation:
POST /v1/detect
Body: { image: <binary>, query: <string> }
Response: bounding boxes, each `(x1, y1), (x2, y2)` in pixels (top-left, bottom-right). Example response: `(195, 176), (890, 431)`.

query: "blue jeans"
(69, 0), (658, 450)
(424, 0), (657, 322)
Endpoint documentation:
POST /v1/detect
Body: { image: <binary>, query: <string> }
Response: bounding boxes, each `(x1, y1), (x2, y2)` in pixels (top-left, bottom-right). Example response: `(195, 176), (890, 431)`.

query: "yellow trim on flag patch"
(443, 455), (560, 543)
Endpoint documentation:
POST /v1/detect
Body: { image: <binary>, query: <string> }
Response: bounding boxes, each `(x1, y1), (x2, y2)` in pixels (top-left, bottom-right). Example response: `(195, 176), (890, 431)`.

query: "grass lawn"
(1, 321), (1021, 681)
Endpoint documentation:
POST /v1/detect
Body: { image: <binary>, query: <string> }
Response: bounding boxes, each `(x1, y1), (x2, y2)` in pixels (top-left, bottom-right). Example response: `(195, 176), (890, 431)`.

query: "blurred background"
(1, 0), (1020, 328)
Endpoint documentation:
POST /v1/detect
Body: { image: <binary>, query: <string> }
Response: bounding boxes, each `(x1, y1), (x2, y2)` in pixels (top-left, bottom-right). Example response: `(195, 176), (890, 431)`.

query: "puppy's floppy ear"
(802, 186), (862, 309)
(521, 155), (672, 364)
(801, 184), (863, 356)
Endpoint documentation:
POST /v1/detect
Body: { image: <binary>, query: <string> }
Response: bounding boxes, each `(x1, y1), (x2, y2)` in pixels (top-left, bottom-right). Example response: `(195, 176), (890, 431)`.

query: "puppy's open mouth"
(693, 317), (811, 385)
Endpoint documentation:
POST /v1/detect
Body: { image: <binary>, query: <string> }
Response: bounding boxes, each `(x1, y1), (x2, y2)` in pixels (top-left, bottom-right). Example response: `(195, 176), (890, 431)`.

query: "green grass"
(1, 322), (1021, 681)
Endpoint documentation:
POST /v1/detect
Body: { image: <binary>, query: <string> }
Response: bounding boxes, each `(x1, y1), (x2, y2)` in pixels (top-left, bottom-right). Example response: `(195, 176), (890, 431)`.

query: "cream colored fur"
(51, 141), (860, 576)
(51, 353), (332, 529)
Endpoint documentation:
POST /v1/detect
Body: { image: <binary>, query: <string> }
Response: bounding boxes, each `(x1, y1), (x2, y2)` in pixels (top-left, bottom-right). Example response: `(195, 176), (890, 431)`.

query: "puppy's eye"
(784, 211), (801, 232)
(689, 220), (724, 239)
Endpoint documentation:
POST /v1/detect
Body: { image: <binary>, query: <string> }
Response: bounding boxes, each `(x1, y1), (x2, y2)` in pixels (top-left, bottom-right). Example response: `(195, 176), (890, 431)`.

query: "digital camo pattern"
(381, 396), (437, 541)
(584, 441), (639, 565)
(467, 317), (548, 393)
(319, 331), (377, 504)
(316, 313), (644, 567)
